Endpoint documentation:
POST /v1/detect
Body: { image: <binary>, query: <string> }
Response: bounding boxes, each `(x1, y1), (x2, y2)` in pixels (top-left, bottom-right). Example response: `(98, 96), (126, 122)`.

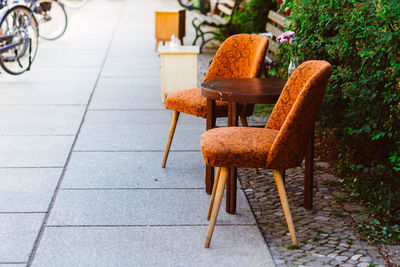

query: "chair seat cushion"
(165, 88), (253, 118)
(201, 127), (279, 168)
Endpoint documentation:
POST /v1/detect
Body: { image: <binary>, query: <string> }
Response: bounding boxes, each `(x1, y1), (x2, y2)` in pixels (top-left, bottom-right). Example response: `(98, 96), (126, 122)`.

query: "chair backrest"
(265, 60), (332, 169)
(202, 34), (269, 83)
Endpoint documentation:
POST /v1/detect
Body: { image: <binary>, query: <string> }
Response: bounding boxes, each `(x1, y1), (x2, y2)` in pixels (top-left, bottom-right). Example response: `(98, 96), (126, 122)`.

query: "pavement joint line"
(0, 81), (98, 85)
(73, 150), (201, 152)
(88, 108), (166, 111)
(0, 214), (46, 215)
(99, 76), (161, 78)
(0, 167), (63, 169)
(93, 85), (161, 88)
(26, 2), (127, 265)
(0, 104), (87, 107)
(0, 135), (75, 137)
(45, 224), (257, 228)
(60, 188), (206, 191)
(100, 75), (160, 78)
(0, 262), (27, 265)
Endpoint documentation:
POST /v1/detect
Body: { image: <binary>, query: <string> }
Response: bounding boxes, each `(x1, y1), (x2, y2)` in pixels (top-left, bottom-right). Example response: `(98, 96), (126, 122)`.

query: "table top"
(200, 78), (286, 104)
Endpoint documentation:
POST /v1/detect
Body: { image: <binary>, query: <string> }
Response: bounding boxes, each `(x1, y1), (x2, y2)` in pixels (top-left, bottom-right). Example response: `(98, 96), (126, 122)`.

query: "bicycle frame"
(0, 34), (26, 53)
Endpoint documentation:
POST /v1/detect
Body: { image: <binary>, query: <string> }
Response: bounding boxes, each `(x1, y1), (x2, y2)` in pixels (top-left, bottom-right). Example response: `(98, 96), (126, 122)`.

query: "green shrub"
(340, 175), (400, 244)
(278, 0), (400, 243)
(229, 0), (277, 34)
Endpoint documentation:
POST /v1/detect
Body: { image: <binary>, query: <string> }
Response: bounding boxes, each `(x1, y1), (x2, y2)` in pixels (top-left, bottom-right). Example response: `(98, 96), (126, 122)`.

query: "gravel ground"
(238, 152), (389, 267)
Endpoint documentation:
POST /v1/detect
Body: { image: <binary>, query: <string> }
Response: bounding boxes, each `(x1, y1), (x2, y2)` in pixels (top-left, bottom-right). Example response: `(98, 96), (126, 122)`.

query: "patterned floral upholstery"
(165, 34), (269, 117)
(201, 127), (279, 167)
(201, 60), (332, 169)
(165, 88), (252, 118)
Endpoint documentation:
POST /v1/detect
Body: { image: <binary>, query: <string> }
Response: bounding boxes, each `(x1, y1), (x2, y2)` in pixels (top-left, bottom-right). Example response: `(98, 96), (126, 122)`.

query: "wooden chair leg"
(281, 169), (286, 185)
(161, 111), (180, 168)
(207, 167), (221, 220)
(240, 115), (248, 127)
(254, 168), (259, 175)
(272, 169), (298, 245)
(205, 167), (228, 248)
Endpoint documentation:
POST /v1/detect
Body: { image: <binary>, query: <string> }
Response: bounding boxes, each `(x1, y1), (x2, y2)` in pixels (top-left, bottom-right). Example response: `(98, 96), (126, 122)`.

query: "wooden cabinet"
(158, 46), (199, 103)
(155, 9), (185, 50)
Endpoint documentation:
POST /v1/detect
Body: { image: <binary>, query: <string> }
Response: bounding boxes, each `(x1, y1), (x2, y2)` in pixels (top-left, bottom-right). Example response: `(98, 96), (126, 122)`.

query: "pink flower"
(276, 31), (295, 44)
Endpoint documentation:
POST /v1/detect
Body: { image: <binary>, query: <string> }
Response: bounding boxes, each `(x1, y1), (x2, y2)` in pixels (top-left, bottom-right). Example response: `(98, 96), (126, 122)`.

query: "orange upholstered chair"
(162, 34), (269, 168)
(201, 60), (332, 247)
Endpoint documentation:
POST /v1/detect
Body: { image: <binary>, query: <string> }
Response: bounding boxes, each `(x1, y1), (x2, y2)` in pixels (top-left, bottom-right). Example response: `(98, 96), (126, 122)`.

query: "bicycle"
(62, 0), (87, 9)
(0, 0), (67, 74)
(25, 0), (68, 40)
(0, 0), (39, 75)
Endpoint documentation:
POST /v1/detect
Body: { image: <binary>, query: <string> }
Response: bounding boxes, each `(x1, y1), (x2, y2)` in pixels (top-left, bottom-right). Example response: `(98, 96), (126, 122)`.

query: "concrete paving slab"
(104, 56), (159, 68)
(0, 66), (100, 77)
(107, 43), (158, 55)
(97, 76), (161, 87)
(38, 40), (110, 52)
(32, 226), (273, 267)
(62, 151), (205, 189)
(0, 106), (85, 135)
(0, 83), (92, 105)
(0, 73), (98, 85)
(89, 87), (164, 109)
(75, 110), (204, 151)
(114, 32), (154, 38)
(107, 48), (157, 58)
(34, 53), (106, 68)
(112, 32), (154, 40)
(0, 214), (44, 263)
(0, 69), (99, 84)
(0, 136), (74, 167)
(48, 189), (254, 226)
(0, 168), (61, 212)
(101, 69), (160, 77)
(80, 110), (203, 125)
(101, 61), (160, 73)
(75, 122), (203, 151)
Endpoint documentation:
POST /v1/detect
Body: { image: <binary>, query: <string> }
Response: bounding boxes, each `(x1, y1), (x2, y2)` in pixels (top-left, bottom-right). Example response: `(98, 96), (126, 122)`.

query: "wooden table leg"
(304, 128), (315, 210)
(226, 102), (238, 214)
(205, 99), (216, 194)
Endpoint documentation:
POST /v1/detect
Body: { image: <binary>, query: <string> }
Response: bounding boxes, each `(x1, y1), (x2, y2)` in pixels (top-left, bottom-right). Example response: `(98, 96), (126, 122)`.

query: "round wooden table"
(201, 78), (315, 214)
(201, 78), (284, 104)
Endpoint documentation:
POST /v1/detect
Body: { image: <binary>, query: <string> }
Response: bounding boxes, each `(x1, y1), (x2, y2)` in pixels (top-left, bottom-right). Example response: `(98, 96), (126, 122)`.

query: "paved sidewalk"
(0, 0), (274, 266)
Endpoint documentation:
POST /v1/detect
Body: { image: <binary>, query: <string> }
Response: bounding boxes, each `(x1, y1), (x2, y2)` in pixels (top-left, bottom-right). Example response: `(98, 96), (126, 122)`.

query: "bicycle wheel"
(0, 5), (39, 75)
(62, 0), (87, 9)
(35, 0), (67, 40)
